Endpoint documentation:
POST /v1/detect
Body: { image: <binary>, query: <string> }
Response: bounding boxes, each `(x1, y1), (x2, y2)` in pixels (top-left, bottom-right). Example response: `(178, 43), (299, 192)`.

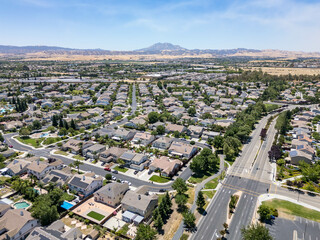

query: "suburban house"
(94, 182), (129, 208)
(27, 220), (82, 240)
(132, 132), (155, 146)
(149, 156), (181, 177)
(99, 147), (128, 163)
(83, 144), (106, 159)
(152, 136), (173, 150)
(121, 187), (158, 222)
(68, 173), (103, 198)
(289, 150), (314, 165)
(61, 139), (82, 154)
(188, 125), (204, 138)
(168, 141), (198, 159)
(165, 123), (188, 134)
(112, 129), (136, 141)
(0, 209), (39, 240)
(27, 159), (63, 180)
(41, 170), (73, 187)
(130, 154), (149, 171)
(202, 131), (220, 141)
(6, 158), (31, 176)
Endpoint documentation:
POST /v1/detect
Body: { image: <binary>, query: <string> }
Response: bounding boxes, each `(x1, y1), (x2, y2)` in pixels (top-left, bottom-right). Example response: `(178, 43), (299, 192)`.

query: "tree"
(196, 191), (206, 210)
(172, 178), (188, 195)
(73, 160), (83, 173)
(183, 210), (196, 229)
(117, 158), (125, 167)
(0, 133), (3, 142)
(19, 127), (31, 137)
(241, 223), (273, 240)
(52, 115), (58, 127)
(175, 193), (188, 208)
(32, 120), (42, 130)
(154, 214), (163, 232)
(156, 125), (165, 135)
(105, 174), (112, 180)
(220, 229), (226, 238)
(148, 112), (159, 124)
(268, 145), (282, 160)
(70, 119), (76, 129)
(135, 224), (157, 240)
(59, 118), (64, 128)
(188, 107), (196, 117)
(223, 222), (229, 231)
(164, 191), (172, 208)
(257, 205), (272, 222)
(213, 135), (224, 149)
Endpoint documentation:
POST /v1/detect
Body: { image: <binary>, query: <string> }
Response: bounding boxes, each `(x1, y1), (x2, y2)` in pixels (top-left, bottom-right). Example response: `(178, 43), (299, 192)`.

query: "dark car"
(134, 170), (139, 175)
(148, 169), (153, 175)
(112, 170), (118, 174)
(159, 189), (166, 192)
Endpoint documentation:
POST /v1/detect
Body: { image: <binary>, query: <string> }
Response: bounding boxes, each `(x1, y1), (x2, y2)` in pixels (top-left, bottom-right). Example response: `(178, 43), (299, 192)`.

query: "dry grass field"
(245, 67), (320, 75)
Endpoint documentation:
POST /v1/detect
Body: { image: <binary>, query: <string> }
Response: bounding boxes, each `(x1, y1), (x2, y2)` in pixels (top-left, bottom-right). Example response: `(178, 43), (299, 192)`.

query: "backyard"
(87, 211), (105, 221)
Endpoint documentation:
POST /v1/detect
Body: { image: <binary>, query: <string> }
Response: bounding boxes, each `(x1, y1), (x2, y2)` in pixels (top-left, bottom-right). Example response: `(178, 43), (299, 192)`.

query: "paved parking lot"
(267, 217), (320, 240)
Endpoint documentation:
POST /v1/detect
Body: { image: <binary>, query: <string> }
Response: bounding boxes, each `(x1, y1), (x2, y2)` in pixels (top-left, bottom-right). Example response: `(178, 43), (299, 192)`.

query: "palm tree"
(73, 160), (83, 173)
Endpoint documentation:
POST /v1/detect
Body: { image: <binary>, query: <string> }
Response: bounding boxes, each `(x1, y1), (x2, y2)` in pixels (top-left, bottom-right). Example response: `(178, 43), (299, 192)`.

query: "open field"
(245, 67), (320, 76)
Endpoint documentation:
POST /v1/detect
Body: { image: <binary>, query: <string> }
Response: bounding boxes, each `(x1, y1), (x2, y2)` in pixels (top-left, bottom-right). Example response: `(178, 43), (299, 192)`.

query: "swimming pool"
(41, 133), (49, 138)
(60, 201), (74, 210)
(14, 201), (30, 209)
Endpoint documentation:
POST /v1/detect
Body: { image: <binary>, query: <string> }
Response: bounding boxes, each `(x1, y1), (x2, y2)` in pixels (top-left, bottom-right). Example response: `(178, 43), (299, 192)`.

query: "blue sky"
(0, 0), (319, 51)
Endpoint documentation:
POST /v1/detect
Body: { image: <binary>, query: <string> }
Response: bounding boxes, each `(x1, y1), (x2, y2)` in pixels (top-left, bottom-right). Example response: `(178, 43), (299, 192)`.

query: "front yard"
(149, 175), (170, 183)
(113, 166), (128, 173)
(54, 150), (69, 156)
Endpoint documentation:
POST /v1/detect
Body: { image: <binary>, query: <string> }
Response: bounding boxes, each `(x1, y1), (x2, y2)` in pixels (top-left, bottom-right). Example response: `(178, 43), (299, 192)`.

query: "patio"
(72, 197), (116, 224)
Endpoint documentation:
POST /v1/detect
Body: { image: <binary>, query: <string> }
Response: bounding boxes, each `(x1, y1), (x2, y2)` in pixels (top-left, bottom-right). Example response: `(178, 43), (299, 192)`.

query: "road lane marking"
(210, 229), (217, 240)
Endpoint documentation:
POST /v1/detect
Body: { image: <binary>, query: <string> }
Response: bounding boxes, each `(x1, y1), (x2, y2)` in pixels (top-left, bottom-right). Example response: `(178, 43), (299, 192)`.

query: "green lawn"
(62, 193), (75, 201)
(188, 170), (217, 184)
(87, 211), (105, 221)
(180, 234), (189, 240)
(149, 175), (170, 183)
(42, 137), (62, 145)
(204, 177), (219, 189)
(202, 190), (216, 199)
(262, 199), (320, 222)
(54, 150), (69, 156)
(73, 155), (85, 160)
(114, 166), (128, 173)
(16, 137), (43, 148)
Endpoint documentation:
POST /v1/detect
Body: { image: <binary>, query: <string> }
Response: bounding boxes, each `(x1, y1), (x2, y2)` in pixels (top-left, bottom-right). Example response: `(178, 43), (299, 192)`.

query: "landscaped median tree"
(241, 223), (273, 240)
(172, 178), (189, 211)
(257, 205), (272, 222)
(268, 145), (282, 161)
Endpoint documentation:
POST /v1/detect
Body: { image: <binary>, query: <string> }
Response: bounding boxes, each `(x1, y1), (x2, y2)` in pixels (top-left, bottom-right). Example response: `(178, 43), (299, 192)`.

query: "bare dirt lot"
(245, 67), (320, 75)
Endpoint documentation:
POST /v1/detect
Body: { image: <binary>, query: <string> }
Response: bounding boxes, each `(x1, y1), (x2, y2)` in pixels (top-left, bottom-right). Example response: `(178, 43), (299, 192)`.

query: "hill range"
(0, 42), (320, 60)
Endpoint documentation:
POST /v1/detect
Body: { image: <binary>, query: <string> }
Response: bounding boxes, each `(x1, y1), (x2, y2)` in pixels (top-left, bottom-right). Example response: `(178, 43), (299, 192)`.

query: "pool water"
(41, 133), (49, 138)
(14, 202), (30, 209)
(60, 201), (74, 210)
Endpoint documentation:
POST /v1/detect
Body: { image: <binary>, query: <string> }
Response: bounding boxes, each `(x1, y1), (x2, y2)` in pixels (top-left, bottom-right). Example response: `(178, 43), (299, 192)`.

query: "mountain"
(135, 42), (187, 53)
(0, 43), (319, 60)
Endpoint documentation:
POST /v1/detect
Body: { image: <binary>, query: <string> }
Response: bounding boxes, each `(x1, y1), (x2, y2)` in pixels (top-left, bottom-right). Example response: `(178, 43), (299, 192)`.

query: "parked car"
(148, 169), (153, 175)
(9, 145), (13, 148)
(104, 167), (111, 171)
(112, 176), (116, 181)
(112, 170), (118, 174)
(134, 170), (139, 175)
(159, 189), (166, 192)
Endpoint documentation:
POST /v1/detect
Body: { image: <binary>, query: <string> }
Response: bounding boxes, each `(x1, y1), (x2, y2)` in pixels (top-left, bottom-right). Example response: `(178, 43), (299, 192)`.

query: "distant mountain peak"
(135, 42), (187, 52)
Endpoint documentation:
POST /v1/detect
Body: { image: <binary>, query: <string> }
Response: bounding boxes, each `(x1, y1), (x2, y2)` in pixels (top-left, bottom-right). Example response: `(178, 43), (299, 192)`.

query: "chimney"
(83, 176), (85, 181)
(20, 210), (24, 216)
(20, 164), (22, 170)
(138, 195), (141, 200)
